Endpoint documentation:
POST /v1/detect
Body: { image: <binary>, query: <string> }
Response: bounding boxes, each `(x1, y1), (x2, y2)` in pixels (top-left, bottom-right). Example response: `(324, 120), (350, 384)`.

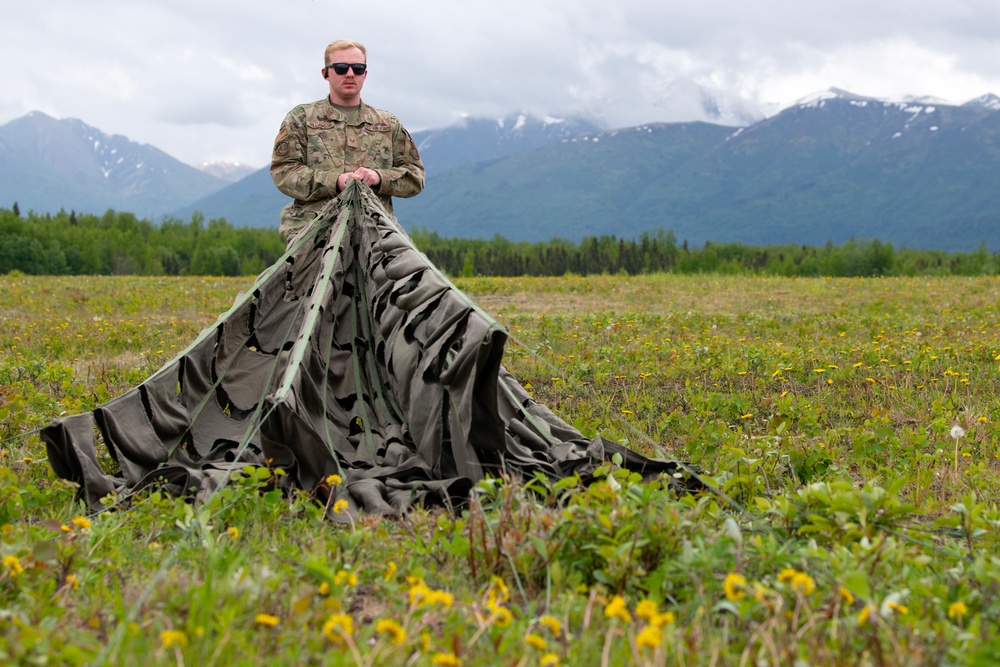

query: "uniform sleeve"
(374, 122), (425, 199)
(270, 109), (340, 202)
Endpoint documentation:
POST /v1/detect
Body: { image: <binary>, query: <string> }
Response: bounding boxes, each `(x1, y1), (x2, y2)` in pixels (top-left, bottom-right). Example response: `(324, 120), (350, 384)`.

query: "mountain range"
(3, 90), (1000, 251)
(0, 111), (226, 218)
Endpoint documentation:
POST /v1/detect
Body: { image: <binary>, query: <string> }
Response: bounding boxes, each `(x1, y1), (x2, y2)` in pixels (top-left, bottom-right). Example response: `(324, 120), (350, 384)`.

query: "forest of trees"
(0, 205), (284, 276)
(1, 205), (997, 278)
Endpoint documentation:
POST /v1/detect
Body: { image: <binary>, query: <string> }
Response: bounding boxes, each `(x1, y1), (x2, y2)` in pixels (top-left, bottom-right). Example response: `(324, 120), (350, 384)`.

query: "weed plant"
(1, 273), (998, 665)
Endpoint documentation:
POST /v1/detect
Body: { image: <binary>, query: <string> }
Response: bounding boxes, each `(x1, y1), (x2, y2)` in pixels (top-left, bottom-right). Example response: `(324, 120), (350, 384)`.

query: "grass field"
(1, 273), (999, 666)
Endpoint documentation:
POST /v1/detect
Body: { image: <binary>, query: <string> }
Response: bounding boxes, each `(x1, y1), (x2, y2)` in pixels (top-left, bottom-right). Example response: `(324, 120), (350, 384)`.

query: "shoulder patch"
(274, 140), (289, 156)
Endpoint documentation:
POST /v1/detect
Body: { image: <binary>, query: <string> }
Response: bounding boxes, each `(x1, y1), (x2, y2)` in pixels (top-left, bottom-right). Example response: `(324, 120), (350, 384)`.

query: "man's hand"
(338, 167), (382, 191)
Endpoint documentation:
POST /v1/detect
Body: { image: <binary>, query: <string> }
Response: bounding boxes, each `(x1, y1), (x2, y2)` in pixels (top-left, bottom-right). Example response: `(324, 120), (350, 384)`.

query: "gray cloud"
(3, 0), (1000, 166)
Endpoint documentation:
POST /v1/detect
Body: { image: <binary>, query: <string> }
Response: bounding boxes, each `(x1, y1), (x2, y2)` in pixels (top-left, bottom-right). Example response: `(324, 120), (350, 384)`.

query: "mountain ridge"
(0, 111), (226, 217)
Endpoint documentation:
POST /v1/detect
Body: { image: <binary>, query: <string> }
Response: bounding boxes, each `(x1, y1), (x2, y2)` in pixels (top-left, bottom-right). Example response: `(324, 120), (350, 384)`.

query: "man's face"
(323, 46), (367, 105)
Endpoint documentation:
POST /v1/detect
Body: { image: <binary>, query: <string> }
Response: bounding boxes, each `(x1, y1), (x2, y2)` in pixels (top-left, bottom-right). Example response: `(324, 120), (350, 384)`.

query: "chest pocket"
(359, 122), (394, 169)
(304, 118), (345, 169)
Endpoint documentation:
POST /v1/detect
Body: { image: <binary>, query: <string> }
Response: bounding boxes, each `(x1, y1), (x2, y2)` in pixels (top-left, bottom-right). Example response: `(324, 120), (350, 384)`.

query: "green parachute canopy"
(43, 182), (694, 519)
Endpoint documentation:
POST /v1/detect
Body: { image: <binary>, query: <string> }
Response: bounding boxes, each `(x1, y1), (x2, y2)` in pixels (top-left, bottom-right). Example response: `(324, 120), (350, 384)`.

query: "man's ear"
(322, 67), (329, 79)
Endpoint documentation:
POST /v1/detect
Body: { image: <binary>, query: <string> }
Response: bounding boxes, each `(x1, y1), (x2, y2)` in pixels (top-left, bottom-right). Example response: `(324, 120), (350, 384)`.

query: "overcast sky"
(4, 0), (1000, 168)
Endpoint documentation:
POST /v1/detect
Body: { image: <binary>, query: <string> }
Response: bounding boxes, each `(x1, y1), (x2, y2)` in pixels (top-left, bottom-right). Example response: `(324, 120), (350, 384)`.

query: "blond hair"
(324, 39), (367, 65)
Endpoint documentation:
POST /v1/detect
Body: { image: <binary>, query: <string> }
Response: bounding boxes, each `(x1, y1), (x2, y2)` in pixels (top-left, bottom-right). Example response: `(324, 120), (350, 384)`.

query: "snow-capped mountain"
(0, 111), (225, 216)
(196, 160), (259, 182)
(411, 113), (603, 176)
(963, 93), (1000, 111)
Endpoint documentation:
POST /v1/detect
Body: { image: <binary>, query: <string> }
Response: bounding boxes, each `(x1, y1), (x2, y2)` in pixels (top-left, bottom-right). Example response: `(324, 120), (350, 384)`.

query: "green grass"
(1, 272), (999, 666)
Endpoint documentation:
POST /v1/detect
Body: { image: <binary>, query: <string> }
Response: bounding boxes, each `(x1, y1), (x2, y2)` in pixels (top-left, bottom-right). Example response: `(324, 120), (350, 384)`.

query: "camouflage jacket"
(270, 97), (425, 240)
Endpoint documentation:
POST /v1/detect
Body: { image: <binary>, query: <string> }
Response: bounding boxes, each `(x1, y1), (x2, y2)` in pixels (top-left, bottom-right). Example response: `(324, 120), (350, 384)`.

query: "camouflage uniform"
(271, 97), (425, 240)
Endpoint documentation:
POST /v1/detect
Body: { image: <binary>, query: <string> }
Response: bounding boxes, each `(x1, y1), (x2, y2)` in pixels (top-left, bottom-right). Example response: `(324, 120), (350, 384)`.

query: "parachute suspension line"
(379, 215), (735, 503)
(415, 261), (754, 518)
(0, 427), (44, 448)
(480, 322), (800, 566)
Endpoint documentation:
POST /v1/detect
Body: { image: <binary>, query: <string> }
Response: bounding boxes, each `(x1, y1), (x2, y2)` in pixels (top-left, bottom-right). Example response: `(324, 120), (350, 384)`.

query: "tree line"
(1, 205), (996, 277)
(409, 228), (998, 278)
(0, 206), (284, 276)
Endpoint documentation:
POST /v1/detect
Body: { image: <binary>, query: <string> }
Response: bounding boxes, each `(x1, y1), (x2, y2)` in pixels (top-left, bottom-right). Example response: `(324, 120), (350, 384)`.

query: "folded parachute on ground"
(42, 182), (697, 520)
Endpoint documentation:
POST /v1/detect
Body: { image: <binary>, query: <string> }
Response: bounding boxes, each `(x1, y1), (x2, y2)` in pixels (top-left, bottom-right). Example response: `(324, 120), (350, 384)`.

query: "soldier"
(270, 39), (425, 241)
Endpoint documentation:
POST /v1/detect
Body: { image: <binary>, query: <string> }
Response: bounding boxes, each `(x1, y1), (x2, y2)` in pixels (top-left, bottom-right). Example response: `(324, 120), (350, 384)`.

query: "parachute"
(42, 182), (693, 520)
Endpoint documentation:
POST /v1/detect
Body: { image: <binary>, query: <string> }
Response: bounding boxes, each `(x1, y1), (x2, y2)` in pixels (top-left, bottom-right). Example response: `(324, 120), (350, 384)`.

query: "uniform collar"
(323, 97), (369, 124)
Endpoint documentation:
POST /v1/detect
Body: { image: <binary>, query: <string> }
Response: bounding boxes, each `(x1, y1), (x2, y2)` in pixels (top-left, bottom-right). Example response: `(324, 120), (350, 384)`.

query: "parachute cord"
(0, 427), (44, 448)
(392, 245), (753, 520)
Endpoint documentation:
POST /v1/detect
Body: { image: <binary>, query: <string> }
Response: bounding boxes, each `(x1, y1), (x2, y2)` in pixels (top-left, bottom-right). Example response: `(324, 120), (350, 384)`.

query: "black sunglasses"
(326, 62), (367, 76)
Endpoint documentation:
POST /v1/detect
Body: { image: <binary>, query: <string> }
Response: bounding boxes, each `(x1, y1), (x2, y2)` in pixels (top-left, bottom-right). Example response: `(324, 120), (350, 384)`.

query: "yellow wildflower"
(334, 569), (358, 586)
(858, 604), (875, 626)
(777, 568), (797, 583)
(651, 611), (675, 627)
(384, 560), (397, 582)
(490, 604), (513, 627)
(636, 599), (659, 621)
(420, 631), (431, 652)
(326, 474), (343, 486)
(431, 652), (460, 666)
(160, 629), (188, 648)
(409, 580), (432, 606)
(254, 613), (280, 627)
(539, 614), (562, 636)
(72, 516), (92, 530)
(332, 499), (349, 514)
(426, 589), (454, 609)
(636, 624), (662, 650)
(226, 526), (239, 540)
(838, 586), (855, 606)
(524, 633), (547, 651)
(791, 572), (816, 595)
(723, 573), (746, 601)
(540, 654), (560, 667)
(318, 582), (330, 596)
(65, 573), (79, 590)
(886, 601), (908, 615)
(948, 601), (968, 619)
(2, 555), (24, 575)
(490, 575), (510, 603)
(376, 618), (406, 645)
(323, 613), (353, 643)
(604, 595), (632, 623)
